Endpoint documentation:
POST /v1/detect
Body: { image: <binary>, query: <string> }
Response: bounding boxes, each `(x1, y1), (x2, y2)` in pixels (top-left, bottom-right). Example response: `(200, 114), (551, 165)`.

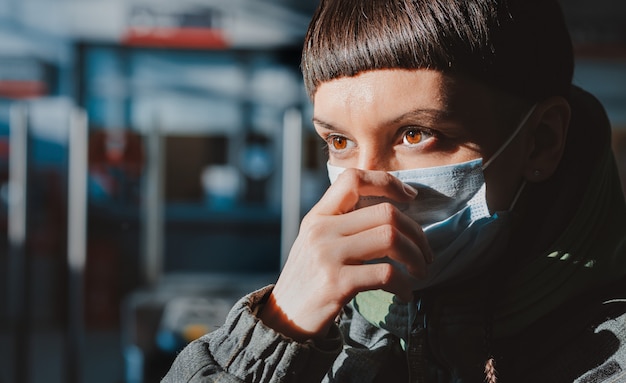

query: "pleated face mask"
(326, 105), (536, 290)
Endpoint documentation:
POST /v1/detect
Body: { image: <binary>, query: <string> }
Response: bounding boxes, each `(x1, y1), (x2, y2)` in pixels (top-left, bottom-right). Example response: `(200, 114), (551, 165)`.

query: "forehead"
(313, 69), (448, 118)
(313, 69), (505, 138)
(313, 69), (528, 163)
(319, 69), (445, 100)
(314, 69), (500, 119)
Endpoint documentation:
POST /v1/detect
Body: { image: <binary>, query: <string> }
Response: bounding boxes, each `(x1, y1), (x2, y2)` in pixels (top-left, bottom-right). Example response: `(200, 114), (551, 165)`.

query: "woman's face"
(312, 69), (531, 212)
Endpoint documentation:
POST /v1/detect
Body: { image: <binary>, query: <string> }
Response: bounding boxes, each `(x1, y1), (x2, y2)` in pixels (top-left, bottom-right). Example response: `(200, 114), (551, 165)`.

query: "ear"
(523, 97), (571, 182)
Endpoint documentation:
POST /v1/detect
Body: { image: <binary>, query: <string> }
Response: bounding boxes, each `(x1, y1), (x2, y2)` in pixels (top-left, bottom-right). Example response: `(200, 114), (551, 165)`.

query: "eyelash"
(320, 127), (438, 155)
(323, 134), (354, 154)
(400, 127), (436, 146)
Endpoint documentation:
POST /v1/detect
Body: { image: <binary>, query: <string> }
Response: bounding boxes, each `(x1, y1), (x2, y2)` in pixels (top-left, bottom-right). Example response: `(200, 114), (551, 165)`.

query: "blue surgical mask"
(327, 104), (537, 289)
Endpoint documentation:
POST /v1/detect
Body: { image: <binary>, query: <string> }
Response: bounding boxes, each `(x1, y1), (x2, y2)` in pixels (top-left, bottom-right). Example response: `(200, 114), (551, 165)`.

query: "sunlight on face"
(312, 69), (486, 171)
(312, 68), (529, 211)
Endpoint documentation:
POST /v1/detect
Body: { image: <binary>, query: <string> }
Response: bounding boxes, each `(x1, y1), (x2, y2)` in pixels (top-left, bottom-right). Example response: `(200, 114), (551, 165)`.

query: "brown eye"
(332, 136), (348, 150)
(403, 130), (423, 145)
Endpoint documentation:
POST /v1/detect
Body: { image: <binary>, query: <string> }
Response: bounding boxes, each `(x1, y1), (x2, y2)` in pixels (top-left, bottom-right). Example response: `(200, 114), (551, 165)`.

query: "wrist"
(258, 293), (330, 342)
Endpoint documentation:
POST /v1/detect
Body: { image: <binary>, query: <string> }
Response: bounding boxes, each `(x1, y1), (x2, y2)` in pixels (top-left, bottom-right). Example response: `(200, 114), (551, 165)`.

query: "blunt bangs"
(302, 0), (496, 98)
(301, 0), (574, 102)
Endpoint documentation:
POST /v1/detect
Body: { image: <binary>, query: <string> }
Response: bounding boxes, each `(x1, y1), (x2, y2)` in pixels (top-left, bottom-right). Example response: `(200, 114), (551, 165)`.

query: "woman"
(163, 0), (626, 382)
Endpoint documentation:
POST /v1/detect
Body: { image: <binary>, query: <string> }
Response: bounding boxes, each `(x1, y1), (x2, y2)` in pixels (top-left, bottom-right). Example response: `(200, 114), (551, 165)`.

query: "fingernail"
(403, 183), (418, 197)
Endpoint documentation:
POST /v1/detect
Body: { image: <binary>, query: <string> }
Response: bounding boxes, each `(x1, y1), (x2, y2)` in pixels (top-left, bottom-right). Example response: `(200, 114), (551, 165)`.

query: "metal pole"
(7, 102), (29, 383)
(66, 107), (88, 383)
(280, 108), (302, 267)
(142, 116), (164, 286)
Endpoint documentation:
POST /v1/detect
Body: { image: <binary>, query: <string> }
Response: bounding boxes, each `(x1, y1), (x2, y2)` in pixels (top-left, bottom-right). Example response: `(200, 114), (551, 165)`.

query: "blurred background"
(0, 0), (624, 382)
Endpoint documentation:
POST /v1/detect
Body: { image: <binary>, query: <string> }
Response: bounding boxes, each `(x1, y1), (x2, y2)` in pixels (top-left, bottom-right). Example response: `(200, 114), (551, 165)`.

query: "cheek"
(483, 154), (526, 212)
(482, 124), (531, 211)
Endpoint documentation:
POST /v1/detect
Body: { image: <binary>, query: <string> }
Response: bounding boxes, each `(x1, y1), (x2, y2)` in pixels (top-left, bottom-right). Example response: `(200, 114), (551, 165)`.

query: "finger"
(339, 263), (414, 303)
(331, 202), (434, 264)
(314, 168), (418, 215)
(312, 212), (428, 279)
(339, 224), (428, 279)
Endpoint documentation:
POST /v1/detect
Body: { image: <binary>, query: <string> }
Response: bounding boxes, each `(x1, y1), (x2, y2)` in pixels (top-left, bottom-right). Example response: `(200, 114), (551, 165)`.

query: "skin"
(259, 68), (570, 342)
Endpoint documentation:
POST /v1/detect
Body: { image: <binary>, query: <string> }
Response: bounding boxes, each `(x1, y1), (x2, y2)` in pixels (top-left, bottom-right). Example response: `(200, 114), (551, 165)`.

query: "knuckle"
(381, 171), (398, 184)
(296, 221), (339, 261)
(376, 202), (399, 221)
(375, 263), (395, 285)
(337, 168), (361, 186)
(332, 169), (362, 201)
(377, 224), (400, 248)
(306, 221), (330, 242)
(300, 212), (316, 229)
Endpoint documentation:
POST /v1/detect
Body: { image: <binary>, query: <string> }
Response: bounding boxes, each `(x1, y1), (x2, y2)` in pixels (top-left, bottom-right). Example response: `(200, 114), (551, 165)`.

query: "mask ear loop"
(482, 104), (538, 171)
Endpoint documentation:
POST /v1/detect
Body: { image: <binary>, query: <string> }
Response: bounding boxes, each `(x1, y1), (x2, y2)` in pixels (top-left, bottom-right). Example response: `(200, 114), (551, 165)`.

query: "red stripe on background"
(121, 27), (229, 49)
(0, 80), (48, 99)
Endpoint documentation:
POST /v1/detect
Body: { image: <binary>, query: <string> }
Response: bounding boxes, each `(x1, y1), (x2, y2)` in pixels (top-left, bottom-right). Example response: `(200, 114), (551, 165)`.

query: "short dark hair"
(301, 0), (574, 102)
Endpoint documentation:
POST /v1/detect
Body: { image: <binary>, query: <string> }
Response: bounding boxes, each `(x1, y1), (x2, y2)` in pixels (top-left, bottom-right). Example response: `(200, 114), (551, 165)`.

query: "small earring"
(533, 170), (541, 177)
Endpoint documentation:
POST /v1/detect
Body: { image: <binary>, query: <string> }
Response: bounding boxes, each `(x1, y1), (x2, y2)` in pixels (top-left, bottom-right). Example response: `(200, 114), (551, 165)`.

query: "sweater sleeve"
(161, 285), (343, 383)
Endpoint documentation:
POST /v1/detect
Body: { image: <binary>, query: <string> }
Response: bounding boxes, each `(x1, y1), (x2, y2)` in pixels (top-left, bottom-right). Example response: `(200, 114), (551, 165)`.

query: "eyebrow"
(312, 117), (340, 132)
(312, 108), (455, 132)
(389, 108), (454, 125)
